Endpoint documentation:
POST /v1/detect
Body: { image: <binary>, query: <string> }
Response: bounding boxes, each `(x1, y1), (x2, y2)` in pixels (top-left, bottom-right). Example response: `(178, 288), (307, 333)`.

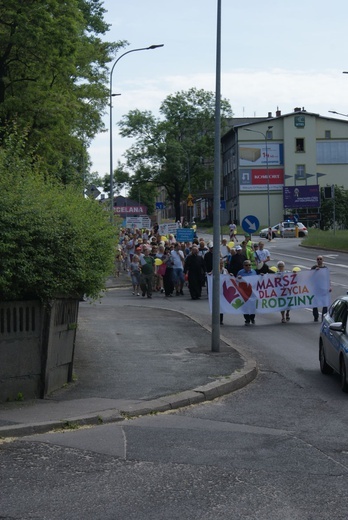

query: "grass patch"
(198, 226), (348, 252)
(302, 229), (348, 251)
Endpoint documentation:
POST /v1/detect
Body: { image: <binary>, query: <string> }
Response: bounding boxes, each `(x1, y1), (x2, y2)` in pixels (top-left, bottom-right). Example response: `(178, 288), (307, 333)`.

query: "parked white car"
(319, 296), (348, 392)
(259, 222), (308, 239)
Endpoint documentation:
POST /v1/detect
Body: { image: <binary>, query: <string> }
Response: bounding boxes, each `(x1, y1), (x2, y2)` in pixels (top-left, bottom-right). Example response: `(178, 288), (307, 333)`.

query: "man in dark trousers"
(139, 248), (155, 298)
(184, 246), (206, 300)
(227, 245), (246, 277)
(203, 241), (214, 273)
(311, 255), (330, 322)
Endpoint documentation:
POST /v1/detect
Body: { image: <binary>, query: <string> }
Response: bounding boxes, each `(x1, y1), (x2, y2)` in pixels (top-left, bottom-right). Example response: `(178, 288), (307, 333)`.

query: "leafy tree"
(128, 181), (156, 216)
(320, 185), (348, 229)
(0, 129), (116, 302)
(102, 163), (156, 215)
(118, 88), (233, 220)
(0, 0), (125, 183)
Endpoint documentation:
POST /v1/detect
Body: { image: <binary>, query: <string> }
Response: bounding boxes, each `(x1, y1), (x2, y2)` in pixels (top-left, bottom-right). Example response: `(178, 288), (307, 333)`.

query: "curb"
(0, 286), (258, 440)
(0, 361), (257, 439)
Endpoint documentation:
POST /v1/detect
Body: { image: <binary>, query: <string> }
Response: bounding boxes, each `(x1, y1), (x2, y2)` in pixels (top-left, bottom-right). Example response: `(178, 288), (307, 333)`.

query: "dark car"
(319, 295), (348, 392)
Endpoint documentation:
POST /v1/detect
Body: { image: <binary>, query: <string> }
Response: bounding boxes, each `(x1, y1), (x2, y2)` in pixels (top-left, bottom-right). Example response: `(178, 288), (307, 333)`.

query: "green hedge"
(0, 136), (116, 301)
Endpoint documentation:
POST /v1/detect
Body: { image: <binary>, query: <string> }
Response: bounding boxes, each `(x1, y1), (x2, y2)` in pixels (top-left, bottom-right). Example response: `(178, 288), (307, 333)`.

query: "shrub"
(0, 132), (116, 301)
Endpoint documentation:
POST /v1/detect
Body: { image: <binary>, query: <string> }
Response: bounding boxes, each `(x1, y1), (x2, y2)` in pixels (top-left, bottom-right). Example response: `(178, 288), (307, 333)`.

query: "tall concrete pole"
(211, 0), (222, 352)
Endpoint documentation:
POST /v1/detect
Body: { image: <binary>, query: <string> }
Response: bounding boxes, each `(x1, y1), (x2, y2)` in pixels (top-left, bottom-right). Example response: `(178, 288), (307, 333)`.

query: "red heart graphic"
(238, 281), (253, 301)
(222, 278), (252, 304)
(222, 280), (240, 303)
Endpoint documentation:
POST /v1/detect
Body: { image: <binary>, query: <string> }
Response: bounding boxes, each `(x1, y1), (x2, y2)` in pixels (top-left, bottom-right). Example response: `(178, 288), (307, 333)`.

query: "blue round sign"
(242, 215), (260, 235)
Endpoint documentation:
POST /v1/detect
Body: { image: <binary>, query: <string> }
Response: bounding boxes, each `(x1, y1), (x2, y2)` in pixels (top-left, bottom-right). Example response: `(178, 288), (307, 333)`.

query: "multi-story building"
(221, 108), (348, 228)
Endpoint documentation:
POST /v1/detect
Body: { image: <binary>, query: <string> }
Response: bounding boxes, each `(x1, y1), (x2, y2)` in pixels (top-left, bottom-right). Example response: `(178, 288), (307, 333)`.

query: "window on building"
(325, 130), (331, 139)
(296, 164), (306, 179)
(296, 138), (305, 152)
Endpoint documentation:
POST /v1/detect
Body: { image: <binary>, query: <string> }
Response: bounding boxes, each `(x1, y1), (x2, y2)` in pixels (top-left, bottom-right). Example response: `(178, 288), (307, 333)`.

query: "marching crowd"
(115, 225), (329, 325)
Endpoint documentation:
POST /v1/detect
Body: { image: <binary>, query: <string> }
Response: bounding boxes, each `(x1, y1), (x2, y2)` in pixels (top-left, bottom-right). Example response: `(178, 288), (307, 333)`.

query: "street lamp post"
(186, 156), (192, 223)
(109, 44), (164, 222)
(328, 110), (348, 117)
(244, 126), (273, 229)
(211, 0), (222, 353)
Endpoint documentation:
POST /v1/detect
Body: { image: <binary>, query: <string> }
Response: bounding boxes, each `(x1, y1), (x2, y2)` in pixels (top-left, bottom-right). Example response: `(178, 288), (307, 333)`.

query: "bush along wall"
(0, 132), (117, 400)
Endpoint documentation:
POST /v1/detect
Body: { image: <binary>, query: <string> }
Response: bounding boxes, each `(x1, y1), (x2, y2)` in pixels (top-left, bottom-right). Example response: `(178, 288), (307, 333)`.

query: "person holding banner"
(237, 260), (257, 326)
(219, 258), (228, 324)
(277, 261), (291, 323)
(311, 256), (329, 322)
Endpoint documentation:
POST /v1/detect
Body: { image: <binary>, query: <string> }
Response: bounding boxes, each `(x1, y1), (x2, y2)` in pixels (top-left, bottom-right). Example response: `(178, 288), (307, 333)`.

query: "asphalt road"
(1, 238), (348, 519)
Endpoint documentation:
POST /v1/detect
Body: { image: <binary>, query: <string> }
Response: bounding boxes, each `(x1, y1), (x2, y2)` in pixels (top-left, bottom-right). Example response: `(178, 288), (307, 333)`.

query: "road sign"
(156, 202), (166, 210)
(242, 215), (260, 234)
(85, 184), (101, 199)
(220, 200), (226, 210)
(187, 194), (194, 207)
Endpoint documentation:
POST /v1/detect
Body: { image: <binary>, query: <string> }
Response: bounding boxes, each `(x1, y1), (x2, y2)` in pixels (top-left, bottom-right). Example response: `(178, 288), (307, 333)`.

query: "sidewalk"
(0, 270), (257, 439)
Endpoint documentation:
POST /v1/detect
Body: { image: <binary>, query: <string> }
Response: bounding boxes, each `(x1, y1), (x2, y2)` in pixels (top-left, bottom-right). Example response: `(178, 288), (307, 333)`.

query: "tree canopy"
(117, 87), (233, 220)
(0, 129), (116, 301)
(320, 185), (348, 230)
(0, 0), (125, 184)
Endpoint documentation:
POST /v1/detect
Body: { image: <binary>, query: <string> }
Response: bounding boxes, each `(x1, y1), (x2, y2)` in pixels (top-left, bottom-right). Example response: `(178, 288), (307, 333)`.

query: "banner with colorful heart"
(207, 269), (330, 314)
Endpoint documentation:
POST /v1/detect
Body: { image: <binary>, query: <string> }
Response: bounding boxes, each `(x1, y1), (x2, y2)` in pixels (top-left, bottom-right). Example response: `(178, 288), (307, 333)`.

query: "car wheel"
(299, 232), (305, 237)
(340, 357), (348, 392)
(319, 341), (333, 375)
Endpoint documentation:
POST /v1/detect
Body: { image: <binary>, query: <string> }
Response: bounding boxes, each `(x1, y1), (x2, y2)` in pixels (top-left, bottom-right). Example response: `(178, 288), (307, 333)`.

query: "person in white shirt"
(229, 222), (238, 242)
(253, 241), (272, 274)
(220, 238), (230, 266)
(256, 241), (270, 262)
(279, 222), (285, 238)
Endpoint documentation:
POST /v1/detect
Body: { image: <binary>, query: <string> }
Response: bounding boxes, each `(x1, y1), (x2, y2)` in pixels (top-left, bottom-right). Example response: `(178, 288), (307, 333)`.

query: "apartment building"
(221, 108), (348, 227)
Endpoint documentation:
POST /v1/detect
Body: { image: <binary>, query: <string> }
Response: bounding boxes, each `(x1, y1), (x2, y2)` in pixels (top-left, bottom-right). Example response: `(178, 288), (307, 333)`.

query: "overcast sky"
(89, 0), (348, 179)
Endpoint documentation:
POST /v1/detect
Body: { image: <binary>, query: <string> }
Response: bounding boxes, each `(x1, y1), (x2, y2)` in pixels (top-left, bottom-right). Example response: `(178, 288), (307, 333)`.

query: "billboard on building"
(239, 168), (284, 191)
(283, 185), (320, 208)
(239, 143), (283, 166)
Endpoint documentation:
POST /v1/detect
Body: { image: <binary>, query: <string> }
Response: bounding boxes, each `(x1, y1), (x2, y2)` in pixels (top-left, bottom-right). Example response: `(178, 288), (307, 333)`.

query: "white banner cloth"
(207, 269), (330, 315)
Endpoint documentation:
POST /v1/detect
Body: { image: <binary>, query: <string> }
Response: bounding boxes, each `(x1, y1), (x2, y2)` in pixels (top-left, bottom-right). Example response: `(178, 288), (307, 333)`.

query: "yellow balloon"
(292, 266), (301, 272)
(155, 258), (163, 266)
(228, 241), (234, 248)
(161, 236), (167, 242)
(269, 266), (278, 273)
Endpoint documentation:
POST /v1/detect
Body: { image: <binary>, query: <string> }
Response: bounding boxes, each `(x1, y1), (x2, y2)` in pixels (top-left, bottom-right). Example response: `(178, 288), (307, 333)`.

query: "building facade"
(222, 108), (348, 228)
